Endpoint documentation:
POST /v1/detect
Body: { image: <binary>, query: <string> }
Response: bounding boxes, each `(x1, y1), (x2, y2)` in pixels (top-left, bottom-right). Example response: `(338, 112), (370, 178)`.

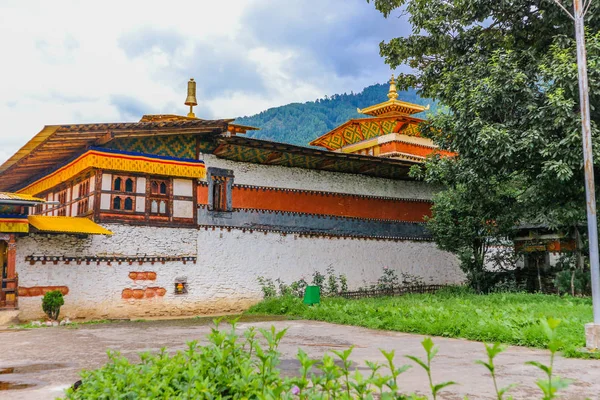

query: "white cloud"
(0, 0), (407, 164)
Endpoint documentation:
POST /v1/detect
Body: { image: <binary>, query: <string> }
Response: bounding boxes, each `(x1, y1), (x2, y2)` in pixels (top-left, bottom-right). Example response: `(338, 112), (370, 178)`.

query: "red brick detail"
(19, 286), (69, 297)
(122, 287), (166, 299)
(128, 271), (157, 280)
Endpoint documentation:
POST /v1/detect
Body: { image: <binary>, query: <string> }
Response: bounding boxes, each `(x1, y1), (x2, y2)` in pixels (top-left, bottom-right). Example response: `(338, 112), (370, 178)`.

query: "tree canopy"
(235, 83), (435, 147)
(369, 0), (600, 288)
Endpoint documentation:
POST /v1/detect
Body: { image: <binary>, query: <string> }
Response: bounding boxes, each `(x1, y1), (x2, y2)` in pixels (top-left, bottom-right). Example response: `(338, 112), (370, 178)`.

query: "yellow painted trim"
(340, 137), (379, 153)
(18, 149), (206, 196)
(28, 216), (113, 235)
(0, 219), (29, 233)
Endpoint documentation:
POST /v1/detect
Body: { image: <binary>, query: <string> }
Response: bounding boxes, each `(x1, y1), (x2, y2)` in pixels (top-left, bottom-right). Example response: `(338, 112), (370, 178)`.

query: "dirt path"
(0, 317), (598, 399)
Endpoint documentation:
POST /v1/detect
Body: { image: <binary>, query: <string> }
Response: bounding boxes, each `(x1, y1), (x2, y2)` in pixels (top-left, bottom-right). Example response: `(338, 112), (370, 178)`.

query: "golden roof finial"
(387, 74), (398, 100)
(184, 78), (198, 118)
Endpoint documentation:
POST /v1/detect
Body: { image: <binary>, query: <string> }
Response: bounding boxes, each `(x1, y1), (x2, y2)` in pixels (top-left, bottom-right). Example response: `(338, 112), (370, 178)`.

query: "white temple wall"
(15, 224), (463, 321)
(202, 154), (438, 200)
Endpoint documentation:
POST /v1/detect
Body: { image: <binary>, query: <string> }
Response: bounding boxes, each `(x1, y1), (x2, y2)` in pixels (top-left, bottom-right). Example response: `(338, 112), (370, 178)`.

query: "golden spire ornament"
(387, 74), (398, 100)
(184, 78), (198, 118)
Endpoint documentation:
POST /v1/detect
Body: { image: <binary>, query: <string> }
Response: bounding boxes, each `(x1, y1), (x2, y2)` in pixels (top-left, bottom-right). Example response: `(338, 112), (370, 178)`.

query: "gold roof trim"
(0, 192), (45, 202)
(357, 75), (429, 117)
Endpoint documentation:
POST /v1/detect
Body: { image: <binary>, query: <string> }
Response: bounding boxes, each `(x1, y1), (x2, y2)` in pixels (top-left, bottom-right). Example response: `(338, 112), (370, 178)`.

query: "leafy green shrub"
(276, 278), (291, 296)
(325, 266), (339, 295)
(62, 318), (572, 399)
(339, 274), (348, 293)
(290, 278), (308, 297)
(257, 276), (277, 298)
(42, 290), (64, 320)
(378, 266), (399, 290)
(555, 269), (590, 296)
(311, 270), (325, 288)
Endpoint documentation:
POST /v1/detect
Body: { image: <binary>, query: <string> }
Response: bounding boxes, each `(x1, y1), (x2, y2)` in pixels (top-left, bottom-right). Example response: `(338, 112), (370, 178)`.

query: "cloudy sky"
(0, 0), (410, 163)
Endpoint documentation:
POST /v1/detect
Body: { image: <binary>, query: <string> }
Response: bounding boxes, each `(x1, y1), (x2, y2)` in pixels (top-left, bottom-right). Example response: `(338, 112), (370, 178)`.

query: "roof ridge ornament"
(185, 78), (198, 118)
(387, 74), (398, 100)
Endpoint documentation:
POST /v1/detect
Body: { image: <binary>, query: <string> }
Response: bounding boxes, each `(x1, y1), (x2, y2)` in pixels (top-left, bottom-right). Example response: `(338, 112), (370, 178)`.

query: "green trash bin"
(303, 285), (321, 305)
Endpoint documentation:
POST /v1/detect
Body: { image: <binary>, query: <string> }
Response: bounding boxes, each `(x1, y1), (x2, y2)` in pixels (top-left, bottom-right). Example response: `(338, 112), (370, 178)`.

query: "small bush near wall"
(62, 318), (572, 399)
(257, 267), (424, 299)
(42, 290), (65, 321)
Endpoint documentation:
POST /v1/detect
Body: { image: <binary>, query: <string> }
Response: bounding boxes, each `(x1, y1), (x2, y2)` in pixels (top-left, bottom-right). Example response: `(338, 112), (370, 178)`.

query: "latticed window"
(57, 190), (67, 216)
(149, 179), (169, 215)
(112, 175), (136, 212)
(76, 179), (90, 216)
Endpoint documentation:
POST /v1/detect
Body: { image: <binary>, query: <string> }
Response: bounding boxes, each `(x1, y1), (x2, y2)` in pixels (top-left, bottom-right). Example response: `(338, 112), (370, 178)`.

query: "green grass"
(247, 288), (598, 358)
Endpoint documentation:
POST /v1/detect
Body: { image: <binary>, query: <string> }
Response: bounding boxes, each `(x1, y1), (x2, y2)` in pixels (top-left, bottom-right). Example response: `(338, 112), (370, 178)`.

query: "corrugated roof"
(0, 192), (45, 202)
(28, 216), (113, 235)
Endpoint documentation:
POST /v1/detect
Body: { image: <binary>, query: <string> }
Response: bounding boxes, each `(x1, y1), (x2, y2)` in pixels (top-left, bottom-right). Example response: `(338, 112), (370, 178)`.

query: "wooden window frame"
(148, 178), (170, 216)
(56, 190), (67, 216)
(207, 167), (234, 212)
(111, 175), (136, 212)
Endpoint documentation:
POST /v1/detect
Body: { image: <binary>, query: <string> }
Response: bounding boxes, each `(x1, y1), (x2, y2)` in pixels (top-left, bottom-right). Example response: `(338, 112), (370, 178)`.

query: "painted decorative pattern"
(105, 135), (196, 159)
(216, 145), (276, 164)
(18, 148), (206, 196)
(342, 124), (363, 145)
(0, 218), (29, 233)
(380, 119), (397, 134)
(275, 153), (322, 170)
(360, 120), (382, 140)
(400, 123), (420, 136)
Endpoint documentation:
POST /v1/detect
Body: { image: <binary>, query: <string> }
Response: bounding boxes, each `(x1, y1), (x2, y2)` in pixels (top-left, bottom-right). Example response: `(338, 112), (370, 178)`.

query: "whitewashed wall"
(202, 154), (438, 200)
(16, 224), (463, 321)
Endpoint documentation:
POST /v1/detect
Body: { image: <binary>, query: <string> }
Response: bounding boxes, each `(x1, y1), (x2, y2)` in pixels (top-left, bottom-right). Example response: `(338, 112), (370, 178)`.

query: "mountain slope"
(235, 83), (435, 147)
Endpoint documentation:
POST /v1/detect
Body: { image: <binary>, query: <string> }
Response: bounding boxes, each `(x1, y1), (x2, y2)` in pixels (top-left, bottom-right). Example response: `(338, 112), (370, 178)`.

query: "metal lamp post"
(552, 0), (600, 348)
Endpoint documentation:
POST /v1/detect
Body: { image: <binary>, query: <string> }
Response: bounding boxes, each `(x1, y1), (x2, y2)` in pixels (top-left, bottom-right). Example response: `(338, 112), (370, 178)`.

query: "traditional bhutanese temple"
(0, 76), (464, 321)
(310, 76), (453, 161)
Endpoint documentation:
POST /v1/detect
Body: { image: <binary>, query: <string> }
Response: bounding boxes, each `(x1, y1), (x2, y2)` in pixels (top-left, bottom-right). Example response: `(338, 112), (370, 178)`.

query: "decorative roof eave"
(0, 192), (46, 205)
(212, 136), (419, 180)
(0, 117), (230, 192)
(357, 99), (429, 117)
(17, 148), (206, 196)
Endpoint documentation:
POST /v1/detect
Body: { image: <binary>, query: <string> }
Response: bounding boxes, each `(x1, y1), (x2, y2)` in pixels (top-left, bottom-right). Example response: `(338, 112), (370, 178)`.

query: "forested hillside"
(235, 83), (435, 147)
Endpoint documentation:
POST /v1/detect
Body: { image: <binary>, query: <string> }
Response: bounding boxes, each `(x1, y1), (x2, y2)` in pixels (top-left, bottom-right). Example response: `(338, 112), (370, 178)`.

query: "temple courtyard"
(0, 317), (598, 399)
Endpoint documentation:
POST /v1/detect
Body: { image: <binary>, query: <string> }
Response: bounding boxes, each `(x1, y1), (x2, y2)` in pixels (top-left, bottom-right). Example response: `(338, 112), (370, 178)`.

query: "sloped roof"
(28, 216), (113, 235)
(309, 115), (425, 151)
(0, 117), (232, 192)
(213, 136), (418, 180)
(0, 192), (45, 202)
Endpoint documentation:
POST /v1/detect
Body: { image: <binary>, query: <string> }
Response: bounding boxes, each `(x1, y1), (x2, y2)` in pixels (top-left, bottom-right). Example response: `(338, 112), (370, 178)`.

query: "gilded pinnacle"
(387, 74), (398, 100)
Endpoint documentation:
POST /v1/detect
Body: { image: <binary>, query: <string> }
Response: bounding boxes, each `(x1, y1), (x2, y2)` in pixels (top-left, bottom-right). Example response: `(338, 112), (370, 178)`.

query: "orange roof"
(309, 115), (424, 151)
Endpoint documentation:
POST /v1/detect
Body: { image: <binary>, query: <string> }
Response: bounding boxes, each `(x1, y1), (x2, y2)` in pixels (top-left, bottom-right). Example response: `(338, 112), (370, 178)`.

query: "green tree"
(369, 1), (600, 287)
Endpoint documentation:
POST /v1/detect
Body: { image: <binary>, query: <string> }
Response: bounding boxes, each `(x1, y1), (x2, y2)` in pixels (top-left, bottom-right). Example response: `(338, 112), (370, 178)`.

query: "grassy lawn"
(247, 288), (597, 358)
